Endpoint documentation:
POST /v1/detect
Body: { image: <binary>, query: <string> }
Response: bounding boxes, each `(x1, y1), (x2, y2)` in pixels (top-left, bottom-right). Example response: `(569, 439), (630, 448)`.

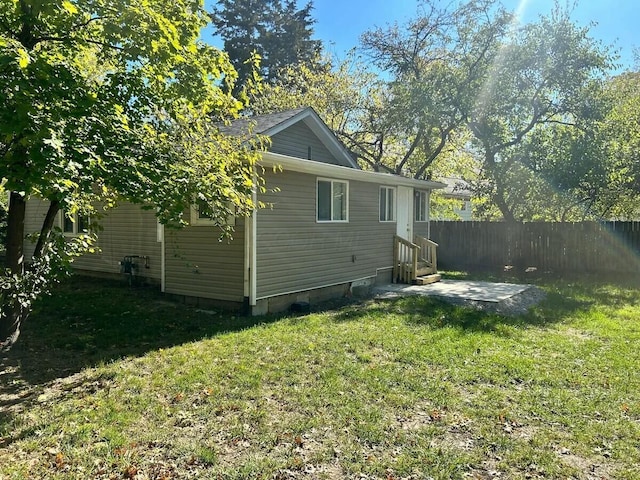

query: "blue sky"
(204, 0), (638, 72)
(310, 0), (637, 71)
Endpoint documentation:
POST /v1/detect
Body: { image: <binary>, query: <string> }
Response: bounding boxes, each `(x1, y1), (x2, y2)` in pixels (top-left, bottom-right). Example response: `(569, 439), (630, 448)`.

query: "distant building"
(432, 177), (473, 221)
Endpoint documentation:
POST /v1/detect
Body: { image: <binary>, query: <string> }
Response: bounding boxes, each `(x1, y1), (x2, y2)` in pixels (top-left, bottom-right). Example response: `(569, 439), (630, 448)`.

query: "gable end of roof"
(221, 107), (359, 169)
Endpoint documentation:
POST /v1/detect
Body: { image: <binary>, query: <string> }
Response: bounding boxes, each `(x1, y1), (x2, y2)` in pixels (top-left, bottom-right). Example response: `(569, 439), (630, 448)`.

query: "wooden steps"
(393, 235), (439, 285)
(414, 273), (441, 285)
(415, 261), (434, 277)
(394, 260), (440, 285)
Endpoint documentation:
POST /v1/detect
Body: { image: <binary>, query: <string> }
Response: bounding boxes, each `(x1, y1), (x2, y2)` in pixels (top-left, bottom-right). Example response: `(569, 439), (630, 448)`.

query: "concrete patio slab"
(374, 279), (532, 303)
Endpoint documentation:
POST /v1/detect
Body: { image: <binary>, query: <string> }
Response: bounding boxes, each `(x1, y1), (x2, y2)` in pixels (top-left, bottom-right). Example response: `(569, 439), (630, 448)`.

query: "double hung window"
(61, 211), (89, 235)
(379, 186), (396, 222)
(317, 179), (348, 222)
(414, 190), (428, 222)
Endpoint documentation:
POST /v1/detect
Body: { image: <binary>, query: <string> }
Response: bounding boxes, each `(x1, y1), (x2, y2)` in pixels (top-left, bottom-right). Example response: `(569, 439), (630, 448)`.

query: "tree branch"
(337, 129), (385, 166)
(414, 125), (455, 179)
(538, 114), (576, 128)
(34, 35), (125, 51)
(72, 15), (107, 30)
(32, 200), (61, 259)
(396, 126), (424, 174)
(493, 81), (550, 153)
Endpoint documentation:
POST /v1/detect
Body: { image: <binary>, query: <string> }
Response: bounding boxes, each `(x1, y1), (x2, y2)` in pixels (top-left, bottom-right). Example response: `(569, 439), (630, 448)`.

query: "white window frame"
(190, 199), (236, 227)
(379, 186), (396, 222)
(316, 178), (349, 223)
(414, 190), (429, 222)
(60, 211), (90, 236)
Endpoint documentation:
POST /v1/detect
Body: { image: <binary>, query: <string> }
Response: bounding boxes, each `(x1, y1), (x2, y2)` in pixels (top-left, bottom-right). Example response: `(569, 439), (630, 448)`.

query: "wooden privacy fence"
(429, 221), (640, 274)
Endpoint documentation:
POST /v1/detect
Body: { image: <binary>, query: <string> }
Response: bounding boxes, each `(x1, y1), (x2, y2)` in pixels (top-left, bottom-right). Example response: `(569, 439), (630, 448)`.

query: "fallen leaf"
(124, 465), (138, 478)
(172, 393), (184, 403)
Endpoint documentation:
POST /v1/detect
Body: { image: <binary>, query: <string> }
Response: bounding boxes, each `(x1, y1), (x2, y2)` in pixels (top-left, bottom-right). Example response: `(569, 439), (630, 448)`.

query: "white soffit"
(260, 152), (446, 190)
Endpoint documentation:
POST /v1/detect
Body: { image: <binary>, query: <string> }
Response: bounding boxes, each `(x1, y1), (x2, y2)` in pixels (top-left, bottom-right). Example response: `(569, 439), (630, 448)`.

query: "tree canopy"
(596, 72), (640, 219)
(0, 0), (264, 349)
(361, 0), (513, 179)
(358, 1), (614, 221)
(211, 0), (323, 90)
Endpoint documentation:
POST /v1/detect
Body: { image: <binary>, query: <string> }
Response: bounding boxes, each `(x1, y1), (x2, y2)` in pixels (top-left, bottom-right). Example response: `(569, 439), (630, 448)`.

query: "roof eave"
(260, 152), (446, 190)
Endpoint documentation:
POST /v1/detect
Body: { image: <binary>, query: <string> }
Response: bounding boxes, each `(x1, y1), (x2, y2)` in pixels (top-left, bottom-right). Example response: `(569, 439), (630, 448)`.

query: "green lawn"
(1, 274), (639, 479)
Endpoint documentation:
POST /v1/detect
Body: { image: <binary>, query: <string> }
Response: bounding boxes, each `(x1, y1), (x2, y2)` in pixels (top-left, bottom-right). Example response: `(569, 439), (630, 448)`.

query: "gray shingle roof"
(219, 107), (309, 137)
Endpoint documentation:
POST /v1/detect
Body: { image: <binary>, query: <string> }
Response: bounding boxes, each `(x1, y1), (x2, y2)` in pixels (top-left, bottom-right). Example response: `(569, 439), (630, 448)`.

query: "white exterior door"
(396, 186), (413, 242)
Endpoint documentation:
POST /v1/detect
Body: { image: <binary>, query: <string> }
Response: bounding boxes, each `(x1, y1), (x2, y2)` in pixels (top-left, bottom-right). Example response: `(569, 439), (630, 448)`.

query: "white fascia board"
(260, 152), (446, 190)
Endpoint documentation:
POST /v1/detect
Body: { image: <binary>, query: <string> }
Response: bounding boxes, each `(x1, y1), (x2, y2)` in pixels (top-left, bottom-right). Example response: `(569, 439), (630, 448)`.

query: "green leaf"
(17, 49), (29, 69)
(1, 0), (261, 345)
(62, 1), (78, 14)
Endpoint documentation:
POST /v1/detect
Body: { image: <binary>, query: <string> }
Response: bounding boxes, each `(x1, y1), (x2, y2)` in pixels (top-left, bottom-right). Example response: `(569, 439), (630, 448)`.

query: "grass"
(1, 273), (640, 479)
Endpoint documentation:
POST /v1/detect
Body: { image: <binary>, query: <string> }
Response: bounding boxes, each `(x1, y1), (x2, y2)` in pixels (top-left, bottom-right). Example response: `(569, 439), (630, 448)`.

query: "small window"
(414, 190), (428, 222)
(196, 198), (214, 220)
(317, 179), (348, 222)
(61, 211), (90, 235)
(190, 199), (235, 226)
(379, 186), (396, 222)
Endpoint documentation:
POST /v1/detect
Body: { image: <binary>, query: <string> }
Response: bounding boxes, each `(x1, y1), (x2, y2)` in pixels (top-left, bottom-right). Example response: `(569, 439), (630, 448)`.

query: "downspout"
(250, 175), (258, 307)
(157, 219), (165, 292)
(427, 190), (431, 239)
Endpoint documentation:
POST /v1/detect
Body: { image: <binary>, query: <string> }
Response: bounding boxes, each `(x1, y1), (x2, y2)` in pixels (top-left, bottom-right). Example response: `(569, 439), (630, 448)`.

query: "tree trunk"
(1, 192), (27, 351)
(0, 305), (25, 352)
(33, 200), (60, 259)
(5, 192), (26, 274)
(484, 152), (517, 223)
(493, 189), (516, 223)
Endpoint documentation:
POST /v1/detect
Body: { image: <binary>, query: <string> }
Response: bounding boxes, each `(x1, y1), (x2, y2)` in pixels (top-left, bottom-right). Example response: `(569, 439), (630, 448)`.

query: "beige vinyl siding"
(270, 121), (339, 165)
(24, 198), (49, 251)
(24, 199), (162, 280)
(164, 220), (245, 302)
(256, 170), (396, 299)
(23, 198), (50, 259)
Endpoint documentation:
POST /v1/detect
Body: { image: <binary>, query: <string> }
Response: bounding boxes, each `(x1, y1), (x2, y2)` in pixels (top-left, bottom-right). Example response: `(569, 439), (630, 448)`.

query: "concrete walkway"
(374, 279), (532, 303)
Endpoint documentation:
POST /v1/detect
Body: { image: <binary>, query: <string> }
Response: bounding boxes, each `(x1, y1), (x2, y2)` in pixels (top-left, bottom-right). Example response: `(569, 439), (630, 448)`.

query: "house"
(24, 107), (445, 314)
(432, 177), (473, 221)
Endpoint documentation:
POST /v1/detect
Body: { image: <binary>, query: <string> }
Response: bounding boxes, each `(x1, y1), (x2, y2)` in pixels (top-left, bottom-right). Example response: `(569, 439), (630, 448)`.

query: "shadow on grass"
(2, 272), (636, 415)
(0, 276), (274, 414)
